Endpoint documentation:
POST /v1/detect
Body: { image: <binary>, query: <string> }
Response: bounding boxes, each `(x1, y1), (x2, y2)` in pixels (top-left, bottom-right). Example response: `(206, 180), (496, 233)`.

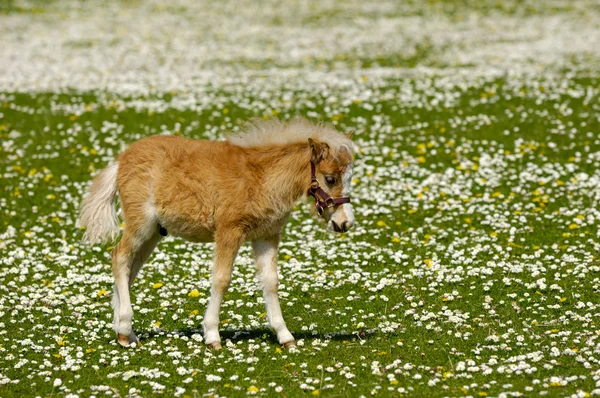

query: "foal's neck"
(248, 143), (311, 211)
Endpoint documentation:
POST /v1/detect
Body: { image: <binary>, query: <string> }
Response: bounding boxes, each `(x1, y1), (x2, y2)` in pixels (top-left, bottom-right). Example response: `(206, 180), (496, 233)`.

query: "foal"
(78, 118), (355, 349)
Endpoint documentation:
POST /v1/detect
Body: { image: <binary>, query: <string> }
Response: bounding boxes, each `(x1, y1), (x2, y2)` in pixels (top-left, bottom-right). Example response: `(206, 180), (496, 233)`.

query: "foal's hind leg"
(202, 229), (244, 349)
(112, 226), (161, 346)
(252, 237), (295, 348)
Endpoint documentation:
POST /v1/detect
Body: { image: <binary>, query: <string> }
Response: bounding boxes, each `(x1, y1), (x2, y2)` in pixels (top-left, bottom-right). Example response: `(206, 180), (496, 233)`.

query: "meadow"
(1, 0), (600, 396)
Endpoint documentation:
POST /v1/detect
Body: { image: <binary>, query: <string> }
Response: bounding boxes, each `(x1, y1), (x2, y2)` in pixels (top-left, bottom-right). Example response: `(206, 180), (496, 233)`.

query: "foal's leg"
(252, 237), (295, 348)
(128, 231), (163, 287)
(202, 230), (244, 349)
(112, 226), (161, 346)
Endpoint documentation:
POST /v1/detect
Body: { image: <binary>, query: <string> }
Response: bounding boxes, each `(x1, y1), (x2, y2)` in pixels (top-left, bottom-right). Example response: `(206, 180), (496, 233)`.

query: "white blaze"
(330, 162), (355, 228)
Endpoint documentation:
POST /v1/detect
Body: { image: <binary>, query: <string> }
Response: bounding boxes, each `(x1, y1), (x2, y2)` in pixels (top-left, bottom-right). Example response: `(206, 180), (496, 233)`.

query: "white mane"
(227, 118), (353, 155)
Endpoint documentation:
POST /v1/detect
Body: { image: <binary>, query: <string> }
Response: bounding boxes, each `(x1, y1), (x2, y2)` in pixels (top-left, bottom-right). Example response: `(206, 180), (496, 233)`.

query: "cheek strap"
(308, 161), (351, 215)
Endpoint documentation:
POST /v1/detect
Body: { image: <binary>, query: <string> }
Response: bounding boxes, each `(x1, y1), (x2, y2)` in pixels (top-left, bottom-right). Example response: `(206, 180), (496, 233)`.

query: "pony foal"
(78, 119), (355, 349)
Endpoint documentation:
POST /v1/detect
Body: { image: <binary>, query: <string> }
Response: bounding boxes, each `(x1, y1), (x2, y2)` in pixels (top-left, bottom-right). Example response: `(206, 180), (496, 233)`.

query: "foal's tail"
(78, 162), (120, 244)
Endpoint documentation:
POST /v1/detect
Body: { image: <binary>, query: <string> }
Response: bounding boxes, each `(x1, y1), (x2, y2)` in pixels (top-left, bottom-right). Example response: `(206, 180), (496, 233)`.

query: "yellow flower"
(390, 379), (399, 385)
(153, 282), (163, 289)
(97, 289), (108, 297)
(312, 390), (320, 396)
(188, 289), (200, 297)
(377, 220), (387, 227)
(569, 224), (578, 229)
(248, 386), (259, 394)
(417, 156), (426, 164)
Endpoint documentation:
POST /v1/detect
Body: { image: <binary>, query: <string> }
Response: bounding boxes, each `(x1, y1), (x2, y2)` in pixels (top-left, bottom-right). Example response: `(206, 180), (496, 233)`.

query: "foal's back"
(117, 135), (257, 241)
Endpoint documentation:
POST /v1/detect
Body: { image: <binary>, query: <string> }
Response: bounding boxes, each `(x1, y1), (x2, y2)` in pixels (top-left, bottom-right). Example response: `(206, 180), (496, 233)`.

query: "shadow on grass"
(137, 326), (384, 345)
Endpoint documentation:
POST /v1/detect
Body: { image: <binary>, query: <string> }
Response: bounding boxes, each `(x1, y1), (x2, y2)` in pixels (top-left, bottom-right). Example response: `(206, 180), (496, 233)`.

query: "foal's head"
(308, 136), (355, 233)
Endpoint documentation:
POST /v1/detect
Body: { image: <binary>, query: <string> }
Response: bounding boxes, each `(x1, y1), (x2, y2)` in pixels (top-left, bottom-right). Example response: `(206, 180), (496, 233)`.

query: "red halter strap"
(308, 161), (351, 215)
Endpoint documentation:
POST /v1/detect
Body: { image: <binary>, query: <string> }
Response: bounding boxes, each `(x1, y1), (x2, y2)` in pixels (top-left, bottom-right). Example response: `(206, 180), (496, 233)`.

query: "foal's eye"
(325, 176), (337, 185)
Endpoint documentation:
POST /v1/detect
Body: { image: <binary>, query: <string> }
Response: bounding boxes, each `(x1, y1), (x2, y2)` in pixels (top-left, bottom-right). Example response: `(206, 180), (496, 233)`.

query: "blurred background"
(2, 0), (599, 93)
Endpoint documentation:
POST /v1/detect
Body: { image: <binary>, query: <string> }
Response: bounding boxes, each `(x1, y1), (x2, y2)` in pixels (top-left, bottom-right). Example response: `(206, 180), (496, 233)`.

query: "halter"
(308, 161), (351, 215)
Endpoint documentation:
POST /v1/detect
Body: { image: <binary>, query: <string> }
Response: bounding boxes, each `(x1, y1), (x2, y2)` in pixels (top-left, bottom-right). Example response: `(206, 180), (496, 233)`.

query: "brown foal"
(78, 118), (355, 349)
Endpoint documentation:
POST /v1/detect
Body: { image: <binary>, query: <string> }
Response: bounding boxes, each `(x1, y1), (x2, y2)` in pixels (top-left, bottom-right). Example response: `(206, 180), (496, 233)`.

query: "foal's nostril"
(340, 221), (348, 232)
(331, 221), (341, 232)
(332, 220), (353, 233)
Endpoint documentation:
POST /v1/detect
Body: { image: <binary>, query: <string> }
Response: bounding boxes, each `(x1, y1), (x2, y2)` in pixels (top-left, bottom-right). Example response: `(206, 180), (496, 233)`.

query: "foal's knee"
(260, 271), (278, 293)
(212, 271), (232, 292)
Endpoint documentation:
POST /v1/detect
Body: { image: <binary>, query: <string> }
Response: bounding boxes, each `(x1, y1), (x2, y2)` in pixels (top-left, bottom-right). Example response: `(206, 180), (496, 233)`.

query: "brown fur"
(79, 119), (355, 347)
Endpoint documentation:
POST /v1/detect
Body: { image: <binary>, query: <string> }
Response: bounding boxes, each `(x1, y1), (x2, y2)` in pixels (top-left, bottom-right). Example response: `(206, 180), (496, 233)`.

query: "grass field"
(2, 0), (600, 397)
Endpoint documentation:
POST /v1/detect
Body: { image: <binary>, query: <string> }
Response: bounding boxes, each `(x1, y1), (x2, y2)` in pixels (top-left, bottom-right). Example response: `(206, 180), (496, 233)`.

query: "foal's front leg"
(202, 231), (244, 349)
(252, 237), (295, 348)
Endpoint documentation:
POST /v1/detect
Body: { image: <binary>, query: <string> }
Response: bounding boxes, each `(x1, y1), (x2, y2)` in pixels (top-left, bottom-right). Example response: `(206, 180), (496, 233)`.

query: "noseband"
(308, 161), (351, 215)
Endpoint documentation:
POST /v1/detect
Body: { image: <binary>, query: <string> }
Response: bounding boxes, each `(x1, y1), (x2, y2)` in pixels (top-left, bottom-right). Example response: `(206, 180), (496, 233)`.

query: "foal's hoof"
(207, 341), (222, 350)
(282, 341), (297, 350)
(117, 334), (139, 347)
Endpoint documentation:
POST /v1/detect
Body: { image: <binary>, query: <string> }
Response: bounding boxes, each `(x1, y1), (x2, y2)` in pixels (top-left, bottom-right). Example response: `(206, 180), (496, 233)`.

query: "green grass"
(2, 74), (600, 397)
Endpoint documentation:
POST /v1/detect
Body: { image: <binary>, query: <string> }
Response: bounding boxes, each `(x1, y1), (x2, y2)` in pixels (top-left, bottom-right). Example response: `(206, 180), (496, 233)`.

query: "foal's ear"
(346, 131), (354, 140)
(308, 138), (329, 163)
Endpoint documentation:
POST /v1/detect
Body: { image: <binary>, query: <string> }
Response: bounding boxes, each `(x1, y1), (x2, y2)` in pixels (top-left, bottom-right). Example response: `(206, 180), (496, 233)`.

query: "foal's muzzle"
(330, 220), (352, 233)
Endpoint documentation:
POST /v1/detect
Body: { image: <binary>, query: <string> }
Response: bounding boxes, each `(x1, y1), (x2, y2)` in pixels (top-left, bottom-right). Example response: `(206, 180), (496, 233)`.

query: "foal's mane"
(227, 118), (353, 155)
